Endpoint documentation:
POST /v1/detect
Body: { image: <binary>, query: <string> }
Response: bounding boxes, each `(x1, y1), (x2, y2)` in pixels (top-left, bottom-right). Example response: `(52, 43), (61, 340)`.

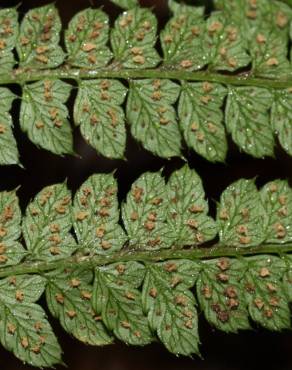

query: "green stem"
(1, 67), (292, 88)
(0, 243), (292, 278)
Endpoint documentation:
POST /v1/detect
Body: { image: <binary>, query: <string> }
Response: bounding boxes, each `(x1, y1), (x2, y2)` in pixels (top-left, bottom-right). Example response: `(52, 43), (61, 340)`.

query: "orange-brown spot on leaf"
(170, 275), (182, 288)
(130, 211), (139, 221)
(66, 310), (77, 318)
(256, 33), (266, 44)
(278, 195), (287, 205)
(184, 320), (193, 329)
(96, 226), (106, 238)
(55, 205), (66, 214)
(200, 95), (212, 105)
(217, 310), (230, 323)
(266, 282), (277, 293)
(55, 293), (64, 304)
(202, 82), (213, 93)
(186, 219), (199, 229)
(202, 285), (212, 299)
(264, 307), (273, 318)
(7, 323), (16, 334)
(216, 257), (230, 271)
(189, 204), (204, 213)
(278, 206), (288, 217)
(15, 290), (24, 302)
(239, 236), (251, 245)
(269, 296), (279, 307)
(208, 21), (223, 33)
(81, 291), (92, 300)
(224, 286), (237, 298)
(121, 320), (131, 329)
(164, 262), (177, 272)
(144, 221), (155, 231)
(21, 337), (29, 349)
(125, 291), (135, 300)
(34, 322), (43, 332)
(70, 278), (81, 288)
(99, 208), (110, 217)
(116, 264), (126, 274)
(174, 294), (187, 306)
(35, 55), (48, 64)
(76, 211), (89, 221)
(149, 287), (157, 298)
(101, 240), (112, 250)
(49, 246), (60, 255)
(227, 298), (239, 310)
(49, 234), (61, 244)
(0, 255), (7, 263)
(180, 60), (192, 68)
(31, 345), (41, 354)
(266, 57), (279, 67)
(219, 208), (229, 220)
(82, 43), (97, 52)
(35, 121), (44, 129)
(216, 273), (229, 283)
(0, 243), (6, 254)
(276, 11), (288, 28)
(259, 267), (270, 278)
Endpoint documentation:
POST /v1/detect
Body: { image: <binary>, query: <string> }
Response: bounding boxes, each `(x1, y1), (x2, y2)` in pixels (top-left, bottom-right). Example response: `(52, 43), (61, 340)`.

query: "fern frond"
(0, 0), (291, 164)
(0, 165), (292, 366)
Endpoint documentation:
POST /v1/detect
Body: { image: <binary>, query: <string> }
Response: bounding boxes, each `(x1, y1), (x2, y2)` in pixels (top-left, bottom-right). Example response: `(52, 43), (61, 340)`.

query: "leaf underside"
(0, 0), (292, 367)
(0, 0), (291, 164)
(0, 165), (291, 366)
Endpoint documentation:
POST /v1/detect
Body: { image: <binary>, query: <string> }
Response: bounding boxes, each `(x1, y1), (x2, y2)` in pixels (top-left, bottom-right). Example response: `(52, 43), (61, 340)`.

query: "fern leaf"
(65, 8), (111, 69)
(0, 167), (291, 365)
(166, 165), (217, 245)
(271, 88), (292, 156)
(217, 179), (267, 247)
(244, 256), (290, 331)
(260, 180), (292, 243)
(160, 2), (206, 71)
(0, 275), (62, 367)
(0, 88), (18, 165)
(225, 87), (275, 158)
(142, 260), (200, 356)
(1, 1), (292, 367)
(92, 261), (152, 345)
(110, 8), (160, 68)
(197, 258), (250, 332)
(0, 2), (291, 163)
(127, 79), (181, 158)
(74, 79), (127, 158)
(178, 82), (227, 162)
(45, 268), (112, 345)
(205, 12), (251, 72)
(250, 26), (290, 78)
(22, 183), (77, 261)
(214, 0), (292, 35)
(0, 190), (26, 266)
(16, 5), (64, 69)
(122, 171), (171, 250)
(20, 80), (73, 156)
(0, 8), (18, 74)
(73, 173), (127, 254)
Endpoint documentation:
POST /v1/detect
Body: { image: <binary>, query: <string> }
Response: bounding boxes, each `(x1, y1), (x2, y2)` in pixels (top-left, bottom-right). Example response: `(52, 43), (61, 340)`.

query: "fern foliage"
(0, 165), (292, 366)
(0, 0), (291, 164)
(1, 0), (292, 367)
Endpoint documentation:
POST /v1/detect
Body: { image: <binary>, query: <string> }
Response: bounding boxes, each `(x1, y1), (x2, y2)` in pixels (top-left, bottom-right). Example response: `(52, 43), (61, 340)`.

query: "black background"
(1, 0), (292, 369)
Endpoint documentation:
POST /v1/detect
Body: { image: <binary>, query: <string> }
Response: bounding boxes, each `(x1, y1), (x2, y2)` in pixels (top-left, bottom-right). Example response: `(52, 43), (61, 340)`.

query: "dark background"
(1, 0), (292, 369)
